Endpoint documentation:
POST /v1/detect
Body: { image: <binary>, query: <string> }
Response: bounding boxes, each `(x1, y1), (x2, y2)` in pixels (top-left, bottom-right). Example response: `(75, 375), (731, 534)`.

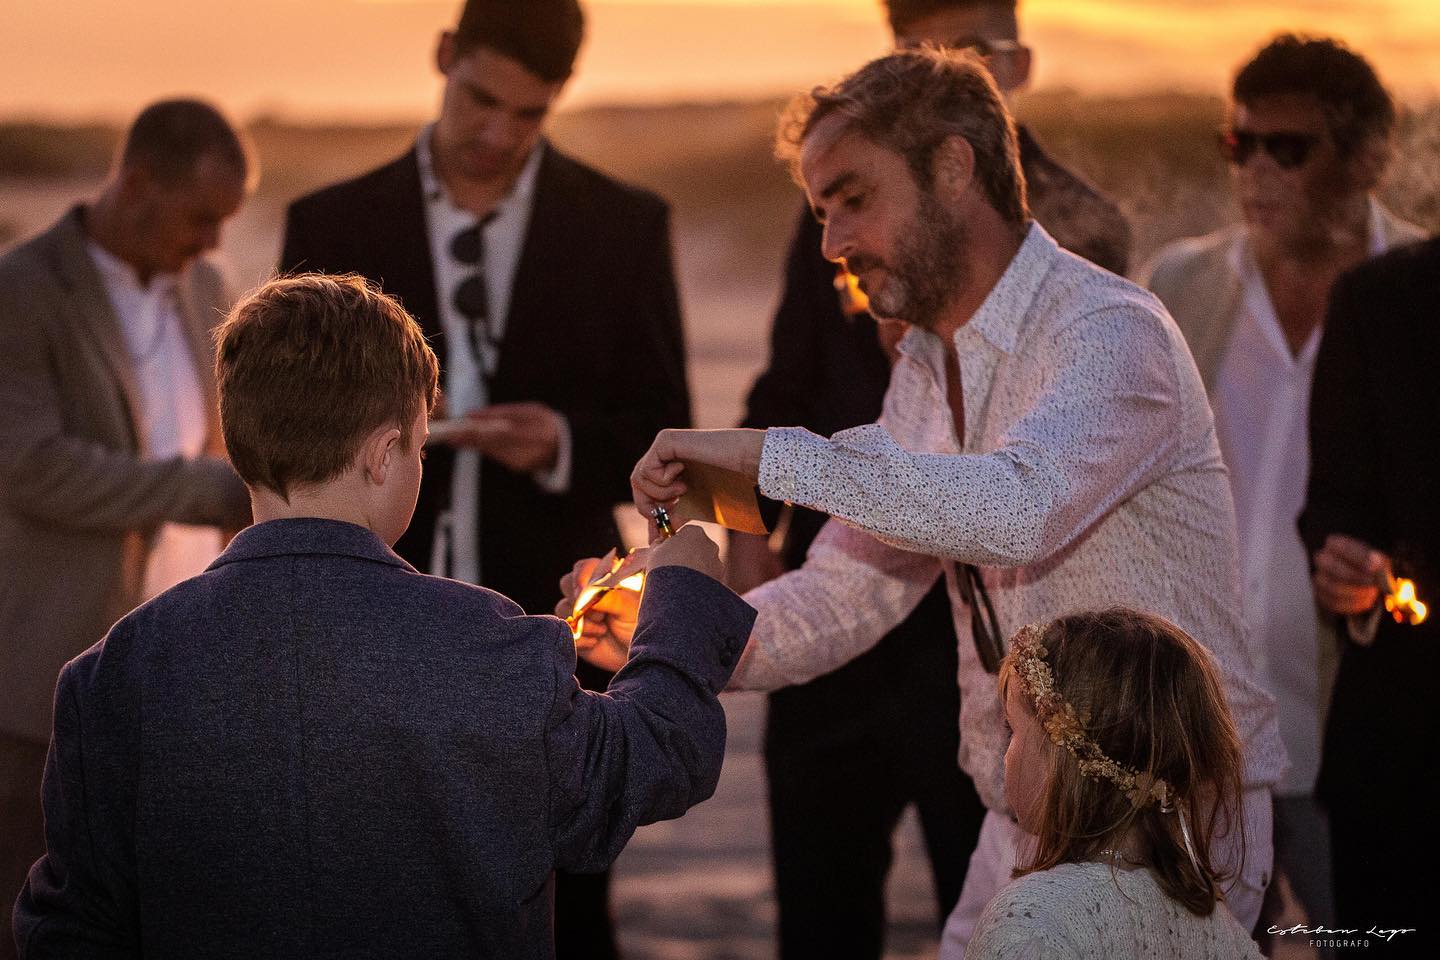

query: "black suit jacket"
(280, 144), (690, 620)
(1300, 236), (1440, 800)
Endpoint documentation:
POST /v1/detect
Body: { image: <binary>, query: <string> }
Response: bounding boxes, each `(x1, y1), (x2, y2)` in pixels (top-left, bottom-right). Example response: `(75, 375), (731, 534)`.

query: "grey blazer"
(0, 207), (250, 744)
(15, 518), (755, 959)
(1140, 203), (1426, 776)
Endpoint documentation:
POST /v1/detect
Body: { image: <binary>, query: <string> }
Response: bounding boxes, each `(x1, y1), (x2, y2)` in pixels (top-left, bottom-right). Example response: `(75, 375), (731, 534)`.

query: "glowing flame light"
(566, 555), (646, 641)
(835, 265), (869, 316)
(1385, 576), (1428, 626)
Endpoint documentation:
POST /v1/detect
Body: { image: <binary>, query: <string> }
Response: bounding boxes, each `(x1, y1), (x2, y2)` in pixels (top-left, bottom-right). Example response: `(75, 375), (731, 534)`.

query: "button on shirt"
(1213, 203), (1389, 796)
(416, 127), (571, 583)
(735, 223), (1286, 813)
(86, 241), (221, 599)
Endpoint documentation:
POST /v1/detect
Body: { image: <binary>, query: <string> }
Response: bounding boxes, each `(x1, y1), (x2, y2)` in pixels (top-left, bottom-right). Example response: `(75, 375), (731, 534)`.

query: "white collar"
(415, 123), (545, 216)
(85, 237), (177, 295)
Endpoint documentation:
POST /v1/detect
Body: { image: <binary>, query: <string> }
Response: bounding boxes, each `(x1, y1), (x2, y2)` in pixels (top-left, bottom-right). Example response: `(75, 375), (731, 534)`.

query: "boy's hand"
(558, 553), (644, 673)
(648, 524), (723, 581)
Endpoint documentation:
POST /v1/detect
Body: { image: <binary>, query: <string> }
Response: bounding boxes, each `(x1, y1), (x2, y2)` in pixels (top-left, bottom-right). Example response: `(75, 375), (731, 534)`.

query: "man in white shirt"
(1143, 34), (1424, 942)
(280, 3), (690, 955)
(0, 98), (253, 960)
(615, 48), (1285, 956)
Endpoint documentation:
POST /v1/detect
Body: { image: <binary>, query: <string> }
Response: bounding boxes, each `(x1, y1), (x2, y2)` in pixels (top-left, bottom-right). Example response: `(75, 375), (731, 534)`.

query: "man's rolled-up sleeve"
(730, 517), (942, 691)
(542, 566), (754, 873)
(758, 305), (1184, 568)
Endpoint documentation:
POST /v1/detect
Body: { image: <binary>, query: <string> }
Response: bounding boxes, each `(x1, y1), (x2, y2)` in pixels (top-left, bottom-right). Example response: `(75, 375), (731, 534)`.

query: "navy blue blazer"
(14, 519), (754, 959)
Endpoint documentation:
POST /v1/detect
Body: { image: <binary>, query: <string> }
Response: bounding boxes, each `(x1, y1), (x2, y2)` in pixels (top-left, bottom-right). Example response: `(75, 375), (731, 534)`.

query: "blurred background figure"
(0, 98), (253, 960)
(278, 2), (689, 956)
(730, 2), (1130, 957)
(1301, 234), (1440, 958)
(1143, 34), (1423, 948)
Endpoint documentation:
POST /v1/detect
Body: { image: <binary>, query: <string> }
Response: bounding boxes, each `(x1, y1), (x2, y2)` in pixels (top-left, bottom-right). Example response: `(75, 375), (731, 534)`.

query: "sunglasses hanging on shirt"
(956, 562), (1005, 674)
(450, 213), (500, 379)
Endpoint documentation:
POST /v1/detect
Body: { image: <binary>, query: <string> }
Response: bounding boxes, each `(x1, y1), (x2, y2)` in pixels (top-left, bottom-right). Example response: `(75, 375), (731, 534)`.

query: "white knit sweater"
(966, 862), (1264, 959)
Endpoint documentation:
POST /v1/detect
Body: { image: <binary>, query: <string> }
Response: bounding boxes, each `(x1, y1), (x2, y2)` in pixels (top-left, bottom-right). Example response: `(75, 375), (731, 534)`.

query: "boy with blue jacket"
(14, 274), (754, 959)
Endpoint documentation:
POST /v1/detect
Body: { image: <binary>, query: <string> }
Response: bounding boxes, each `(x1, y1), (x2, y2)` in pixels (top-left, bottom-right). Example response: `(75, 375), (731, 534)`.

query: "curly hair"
(1234, 33), (1395, 159)
(776, 46), (1027, 225)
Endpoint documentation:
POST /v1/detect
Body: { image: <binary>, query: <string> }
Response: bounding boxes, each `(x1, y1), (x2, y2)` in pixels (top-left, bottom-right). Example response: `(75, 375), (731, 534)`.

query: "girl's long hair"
(1002, 608), (1246, 916)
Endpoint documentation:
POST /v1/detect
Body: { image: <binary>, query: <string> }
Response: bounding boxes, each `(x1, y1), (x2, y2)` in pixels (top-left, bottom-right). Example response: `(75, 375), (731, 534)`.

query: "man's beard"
(855, 189), (970, 332)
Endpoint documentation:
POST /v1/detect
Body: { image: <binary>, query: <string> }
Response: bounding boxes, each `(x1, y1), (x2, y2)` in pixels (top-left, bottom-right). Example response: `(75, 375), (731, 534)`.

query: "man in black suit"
(727, 3), (1131, 956)
(1301, 236), (1440, 954)
(279, 3), (688, 956)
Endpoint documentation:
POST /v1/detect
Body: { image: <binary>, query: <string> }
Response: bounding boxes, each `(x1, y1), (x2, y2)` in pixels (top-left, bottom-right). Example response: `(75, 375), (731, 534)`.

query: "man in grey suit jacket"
(13, 274), (754, 959)
(1142, 34), (1424, 946)
(0, 100), (253, 955)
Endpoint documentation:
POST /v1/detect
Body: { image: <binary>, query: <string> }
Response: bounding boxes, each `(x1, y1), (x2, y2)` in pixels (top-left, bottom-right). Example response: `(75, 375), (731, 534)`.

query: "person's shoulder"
(1340, 234), (1440, 294)
(286, 150), (417, 220)
(1141, 226), (1239, 289)
(969, 866), (1106, 959)
(0, 212), (71, 286)
(542, 146), (669, 222)
(383, 567), (579, 655)
(1042, 242), (1171, 332)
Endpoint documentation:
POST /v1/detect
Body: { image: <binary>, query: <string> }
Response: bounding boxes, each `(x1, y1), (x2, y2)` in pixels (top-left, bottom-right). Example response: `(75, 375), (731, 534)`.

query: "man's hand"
(1313, 533), (1385, 617)
(726, 531), (783, 595)
(432, 402), (564, 474)
(630, 428), (766, 519)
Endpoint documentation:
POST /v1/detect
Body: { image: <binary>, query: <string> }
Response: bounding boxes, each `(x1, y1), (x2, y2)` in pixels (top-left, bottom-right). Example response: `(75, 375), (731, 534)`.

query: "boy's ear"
(361, 424), (404, 486)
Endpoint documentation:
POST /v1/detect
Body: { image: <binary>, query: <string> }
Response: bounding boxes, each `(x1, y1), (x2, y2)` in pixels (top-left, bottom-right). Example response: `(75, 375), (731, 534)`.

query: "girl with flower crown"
(967, 608), (1263, 959)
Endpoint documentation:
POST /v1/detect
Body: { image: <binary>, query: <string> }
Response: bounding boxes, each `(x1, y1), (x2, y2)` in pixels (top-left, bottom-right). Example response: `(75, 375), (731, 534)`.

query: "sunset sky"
(5, 0), (1438, 120)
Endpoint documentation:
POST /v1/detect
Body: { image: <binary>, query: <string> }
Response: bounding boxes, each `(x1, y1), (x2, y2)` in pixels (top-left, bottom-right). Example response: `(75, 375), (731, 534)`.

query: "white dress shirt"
(416, 127), (572, 583)
(1212, 201), (1389, 796)
(86, 241), (222, 599)
(736, 224), (1287, 814)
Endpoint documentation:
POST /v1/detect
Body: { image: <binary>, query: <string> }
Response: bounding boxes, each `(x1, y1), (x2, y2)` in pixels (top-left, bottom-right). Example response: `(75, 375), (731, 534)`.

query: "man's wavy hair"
(1000, 609), (1246, 917)
(216, 274), (439, 500)
(776, 46), (1027, 226)
(1234, 33), (1395, 160)
(884, 1), (1016, 33)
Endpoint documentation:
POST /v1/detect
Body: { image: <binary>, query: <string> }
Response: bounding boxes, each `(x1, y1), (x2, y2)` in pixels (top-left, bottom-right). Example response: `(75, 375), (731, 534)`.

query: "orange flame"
(1385, 575), (1428, 626)
(566, 554), (646, 641)
(835, 265), (869, 316)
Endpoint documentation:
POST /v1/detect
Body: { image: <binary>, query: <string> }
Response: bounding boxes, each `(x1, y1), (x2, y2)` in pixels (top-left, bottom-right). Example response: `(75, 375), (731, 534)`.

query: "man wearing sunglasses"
(279, 2), (690, 956)
(1143, 34), (1423, 943)
(726, 4), (1130, 955)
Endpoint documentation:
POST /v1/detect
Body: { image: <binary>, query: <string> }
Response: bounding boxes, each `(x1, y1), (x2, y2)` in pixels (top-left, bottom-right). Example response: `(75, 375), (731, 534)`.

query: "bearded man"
(619, 48), (1286, 956)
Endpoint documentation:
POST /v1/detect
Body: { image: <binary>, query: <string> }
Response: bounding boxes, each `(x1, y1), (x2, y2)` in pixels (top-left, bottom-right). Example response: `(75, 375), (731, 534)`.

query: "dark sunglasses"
(1219, 129), (1322, 170)
(956, 562), (1005, 675)
(449, 221), (499, 365)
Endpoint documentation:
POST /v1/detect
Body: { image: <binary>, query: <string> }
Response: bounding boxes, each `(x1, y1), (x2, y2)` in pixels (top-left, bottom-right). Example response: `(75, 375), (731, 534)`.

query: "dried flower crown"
(1008, 623), (1174, 811)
